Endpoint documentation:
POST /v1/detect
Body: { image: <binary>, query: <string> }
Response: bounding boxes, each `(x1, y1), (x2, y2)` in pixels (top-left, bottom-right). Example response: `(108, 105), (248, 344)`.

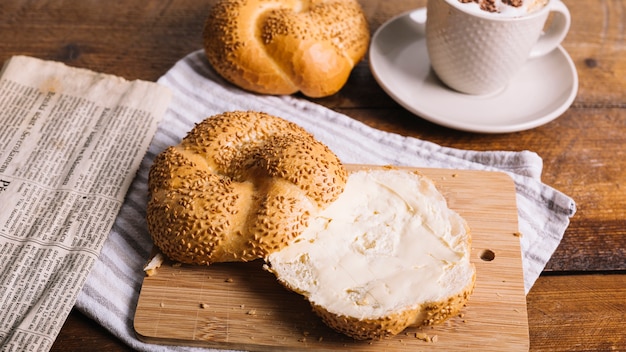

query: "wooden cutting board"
(134, 166), (529, 351)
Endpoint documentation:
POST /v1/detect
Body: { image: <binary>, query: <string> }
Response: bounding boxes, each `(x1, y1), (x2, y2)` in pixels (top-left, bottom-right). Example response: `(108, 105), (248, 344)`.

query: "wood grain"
(51, 309), (132, 352)
(53, 273), (626, 352)
(528, 273), (626, 351)
(134, 167), (529, 351)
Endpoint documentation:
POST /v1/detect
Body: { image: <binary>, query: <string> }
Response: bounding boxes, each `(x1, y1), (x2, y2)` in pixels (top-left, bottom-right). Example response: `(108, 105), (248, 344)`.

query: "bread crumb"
(513, 232), (523, 237)
(159, 302), (165, 308)
(318, 336), (323, 342)
(415, 332), (439, 343)
(143, 252), (164, 276)
(247, 309), (257, 315)
(415, 333), (430, 342)
(225, 278), (234, 283)
(451, 173), (458, 178)
(200, 303), (209, 309)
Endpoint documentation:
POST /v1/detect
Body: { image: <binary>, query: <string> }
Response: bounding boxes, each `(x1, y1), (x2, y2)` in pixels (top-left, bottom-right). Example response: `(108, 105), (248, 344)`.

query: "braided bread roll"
(146, 111), (347, 265)
(203, 0), (370, 98)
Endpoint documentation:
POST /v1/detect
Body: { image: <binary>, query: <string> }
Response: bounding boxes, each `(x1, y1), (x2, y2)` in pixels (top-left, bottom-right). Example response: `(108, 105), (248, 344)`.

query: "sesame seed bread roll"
(266, 168), (476, 340)
(203, 0), (370, 98)
(146, 111), (347, 265)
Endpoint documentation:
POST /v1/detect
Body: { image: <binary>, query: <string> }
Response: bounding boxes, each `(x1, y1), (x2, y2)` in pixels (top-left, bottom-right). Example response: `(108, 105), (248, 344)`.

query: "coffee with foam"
(453, 0), (548, 17)
(428, 0), (570, 95)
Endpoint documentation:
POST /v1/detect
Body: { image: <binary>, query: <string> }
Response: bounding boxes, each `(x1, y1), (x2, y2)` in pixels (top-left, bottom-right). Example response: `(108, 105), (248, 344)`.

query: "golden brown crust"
(146, 111), (347, 265)
(310, 271), (476, 340)
(203, 0), (370, 98)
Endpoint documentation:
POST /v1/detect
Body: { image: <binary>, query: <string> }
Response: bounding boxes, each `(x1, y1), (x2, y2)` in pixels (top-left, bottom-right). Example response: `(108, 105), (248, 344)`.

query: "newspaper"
(0, 56), (171, 351)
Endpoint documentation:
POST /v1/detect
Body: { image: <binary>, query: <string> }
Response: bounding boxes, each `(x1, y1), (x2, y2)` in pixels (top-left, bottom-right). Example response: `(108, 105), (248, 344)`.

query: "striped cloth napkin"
(75, 50), (575, 351)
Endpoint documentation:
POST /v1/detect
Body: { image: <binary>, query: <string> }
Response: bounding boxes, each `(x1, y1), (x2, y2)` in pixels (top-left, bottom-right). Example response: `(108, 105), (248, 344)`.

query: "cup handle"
(408, 7), (427, 32)
(529, 0), (571, 58)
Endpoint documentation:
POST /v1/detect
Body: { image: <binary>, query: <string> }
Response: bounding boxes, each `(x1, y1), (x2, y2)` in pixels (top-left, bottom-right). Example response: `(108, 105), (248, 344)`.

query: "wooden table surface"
(1, 0), (624, 351)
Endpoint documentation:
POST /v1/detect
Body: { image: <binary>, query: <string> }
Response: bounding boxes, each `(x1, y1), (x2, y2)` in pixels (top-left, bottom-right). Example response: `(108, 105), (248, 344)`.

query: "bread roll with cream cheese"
(266, 168), (476, 340)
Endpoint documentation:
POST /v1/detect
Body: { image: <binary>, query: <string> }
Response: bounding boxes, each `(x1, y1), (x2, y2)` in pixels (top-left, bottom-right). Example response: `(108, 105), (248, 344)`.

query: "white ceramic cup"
(425, 0), (571, 95)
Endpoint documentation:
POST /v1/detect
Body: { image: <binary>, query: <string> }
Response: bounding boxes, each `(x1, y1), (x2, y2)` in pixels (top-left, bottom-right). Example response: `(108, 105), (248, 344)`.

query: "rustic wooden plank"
(49, 309), (132, 352)
(134, 167), (529, 351)
(0, 0), (213, 82)
(53, 273), (626, 352)
(527, 273), (626, 351)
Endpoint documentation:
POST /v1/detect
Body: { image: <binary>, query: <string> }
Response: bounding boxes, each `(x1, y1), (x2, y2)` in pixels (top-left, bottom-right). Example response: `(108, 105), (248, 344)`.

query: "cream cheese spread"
(268, 169), (472, 319)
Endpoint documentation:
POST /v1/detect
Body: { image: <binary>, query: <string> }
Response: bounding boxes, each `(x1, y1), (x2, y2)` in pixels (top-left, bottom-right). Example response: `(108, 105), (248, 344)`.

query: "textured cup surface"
(426, 0), (569, 95)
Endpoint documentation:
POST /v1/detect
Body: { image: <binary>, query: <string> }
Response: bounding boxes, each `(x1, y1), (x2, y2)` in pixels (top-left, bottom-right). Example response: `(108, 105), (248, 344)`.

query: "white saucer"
(369, 8), (578, 133)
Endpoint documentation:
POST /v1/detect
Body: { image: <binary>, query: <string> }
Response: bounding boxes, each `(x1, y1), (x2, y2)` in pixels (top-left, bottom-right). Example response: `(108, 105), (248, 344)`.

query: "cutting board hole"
(479, 249), (495, 261)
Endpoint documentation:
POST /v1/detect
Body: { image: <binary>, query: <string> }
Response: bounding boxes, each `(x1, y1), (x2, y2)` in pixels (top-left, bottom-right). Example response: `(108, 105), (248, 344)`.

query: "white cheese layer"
(268, 169), (471, 319)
